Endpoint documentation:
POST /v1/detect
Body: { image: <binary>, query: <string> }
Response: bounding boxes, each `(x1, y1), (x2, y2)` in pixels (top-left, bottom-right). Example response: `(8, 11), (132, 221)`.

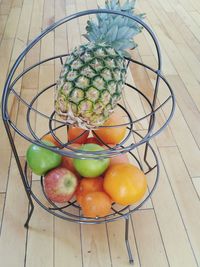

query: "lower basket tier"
(23, 142), (159, 224)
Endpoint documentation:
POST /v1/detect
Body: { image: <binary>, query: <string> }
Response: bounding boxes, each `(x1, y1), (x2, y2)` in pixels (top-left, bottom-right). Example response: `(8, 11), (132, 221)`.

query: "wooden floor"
(1, 0), (200, 266)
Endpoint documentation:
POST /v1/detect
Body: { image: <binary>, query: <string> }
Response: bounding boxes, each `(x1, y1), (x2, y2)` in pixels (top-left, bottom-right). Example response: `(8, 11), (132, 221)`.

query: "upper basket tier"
(1, 9), (175, 159)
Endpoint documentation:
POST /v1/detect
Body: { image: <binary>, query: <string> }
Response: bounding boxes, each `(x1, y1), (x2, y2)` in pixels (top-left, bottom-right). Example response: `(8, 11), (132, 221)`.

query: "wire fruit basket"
(1, 9), (175, 264)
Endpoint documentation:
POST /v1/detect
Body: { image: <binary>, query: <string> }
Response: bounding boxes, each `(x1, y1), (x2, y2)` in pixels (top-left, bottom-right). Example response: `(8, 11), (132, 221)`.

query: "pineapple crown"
(83, 0), (145, 56)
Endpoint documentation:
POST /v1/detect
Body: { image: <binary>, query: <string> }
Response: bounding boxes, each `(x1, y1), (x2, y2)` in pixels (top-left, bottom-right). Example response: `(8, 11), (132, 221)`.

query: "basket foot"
(125, 216), (134, 265)
(24, 201), (34, 229)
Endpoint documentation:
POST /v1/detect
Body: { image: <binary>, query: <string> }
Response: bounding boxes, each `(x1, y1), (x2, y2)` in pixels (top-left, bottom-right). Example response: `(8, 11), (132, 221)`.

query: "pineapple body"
(55, 43), (127, 129)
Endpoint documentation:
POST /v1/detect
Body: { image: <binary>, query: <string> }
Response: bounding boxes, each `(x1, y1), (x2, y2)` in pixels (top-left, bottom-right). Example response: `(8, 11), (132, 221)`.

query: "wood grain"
(0, 193), (5, 228)
(25, 181), (54, 267)
(0, 157), (28, 267)
(160, 146), (200, 266)
(132, 209), (169, 267)
(0, 1), (200, 267)
(81, 223), (111, 267)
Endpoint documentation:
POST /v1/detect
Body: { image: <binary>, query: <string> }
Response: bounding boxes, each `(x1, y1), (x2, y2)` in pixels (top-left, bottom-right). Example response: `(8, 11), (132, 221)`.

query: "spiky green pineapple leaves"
(84, 0), (145, 56)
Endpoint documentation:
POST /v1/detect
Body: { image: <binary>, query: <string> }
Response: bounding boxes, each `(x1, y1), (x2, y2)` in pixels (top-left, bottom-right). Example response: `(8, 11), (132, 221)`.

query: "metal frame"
(1, 9), (175, 265)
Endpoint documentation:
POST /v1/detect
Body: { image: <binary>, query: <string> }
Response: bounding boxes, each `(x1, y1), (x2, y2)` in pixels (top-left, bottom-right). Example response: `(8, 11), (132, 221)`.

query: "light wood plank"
(137, 140), (198, 267)
(12, 0), (24, 8)
(28, 0), (44, 41)
(0, 193), (5, 227)
(139, 1), (200, 111)
(135, 32), (154, 57)
(0, 3), (12, 15)
(54, 0), (68, 81)
(0, 88), (19, 192)
(81, 223), (111, 267)
(40, 0), (54, 63)
(3, 7), (21, 38)
(21, 0), (44, 89)
(137, 1), (177, 76)
(54, 211), (82, 267)
(54, 0), (68, 56)
(9, 0), (34, 93)
(189, 11), (200, 27)
(174, 4), (200, 42)
(192, 178), (200, 199)
(0, 38), (14, 95)
(75, 0), (88, 43)
(165, 10), (200, 59)
(190, 0), (200, 12)
(132, 209), (169, 267)
(85, 0), (98, 9)
(66, 0), (81, 51)
(150, 0), (200, 84)
(22, 43), (41, 89)
(0, 157), (28, 267)
(160, 146), (200, 265)
(107, 219), (140, 267)
(0, 124), (12, 192)
(26, 181), (54, 267)
(168, 105), (200, 177)
(166, 75), (200, 147)
(176, 0), (196, 12)
(13, 0), (33, 47)
(0, 14), (7, 36)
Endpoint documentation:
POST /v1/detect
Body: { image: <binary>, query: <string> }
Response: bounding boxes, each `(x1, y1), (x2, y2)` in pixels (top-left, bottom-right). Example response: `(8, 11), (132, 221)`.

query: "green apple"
(73, 144), (110, 177)
(26, 141), (62, 175)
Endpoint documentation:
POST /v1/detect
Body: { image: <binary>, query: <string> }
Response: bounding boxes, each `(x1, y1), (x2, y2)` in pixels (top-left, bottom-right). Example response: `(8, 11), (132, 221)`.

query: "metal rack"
(1, 9), (175, 264)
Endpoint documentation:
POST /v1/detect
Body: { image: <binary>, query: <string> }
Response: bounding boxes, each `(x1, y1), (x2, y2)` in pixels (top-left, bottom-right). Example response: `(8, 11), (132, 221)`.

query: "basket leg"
(125, 216), (134, 265)
(3, 121), (35, 228)
(144, 142), (152, 169)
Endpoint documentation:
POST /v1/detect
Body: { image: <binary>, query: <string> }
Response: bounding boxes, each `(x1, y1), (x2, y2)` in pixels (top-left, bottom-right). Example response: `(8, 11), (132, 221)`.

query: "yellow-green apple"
(73, 144), (110, 177)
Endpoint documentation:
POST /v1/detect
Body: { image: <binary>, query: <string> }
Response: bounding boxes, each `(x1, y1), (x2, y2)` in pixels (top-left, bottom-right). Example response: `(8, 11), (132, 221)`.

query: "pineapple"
(55, 0), (144, 129)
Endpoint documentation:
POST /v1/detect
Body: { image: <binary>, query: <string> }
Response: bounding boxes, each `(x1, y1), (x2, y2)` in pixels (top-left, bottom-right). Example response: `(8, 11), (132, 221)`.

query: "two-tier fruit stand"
(1, 10), (175, 264)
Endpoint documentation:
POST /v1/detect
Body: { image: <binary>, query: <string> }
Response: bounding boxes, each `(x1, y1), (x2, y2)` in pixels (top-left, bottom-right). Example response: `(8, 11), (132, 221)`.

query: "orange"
(76, 177), (104, 205)
(81, 191), (112, 218)
(61, 143), (81, 176)
(68, 126), (89, 144)
(42, 133), (61, 147)
(93, 112), (126, 144)
(103, 163), (147, 205)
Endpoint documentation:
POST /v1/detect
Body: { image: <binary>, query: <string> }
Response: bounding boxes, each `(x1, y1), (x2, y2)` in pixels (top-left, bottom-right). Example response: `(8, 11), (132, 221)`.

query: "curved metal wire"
(1, 8), (175, 225)
(2, 9), (162, 121)
(23, 134), (159, 224)
(6, 68), (175, 158)
(4, 52), (175, 159)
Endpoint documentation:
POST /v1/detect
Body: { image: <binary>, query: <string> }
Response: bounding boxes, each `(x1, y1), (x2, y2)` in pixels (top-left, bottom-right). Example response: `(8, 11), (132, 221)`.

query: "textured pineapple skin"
(55, 43), (127, 129)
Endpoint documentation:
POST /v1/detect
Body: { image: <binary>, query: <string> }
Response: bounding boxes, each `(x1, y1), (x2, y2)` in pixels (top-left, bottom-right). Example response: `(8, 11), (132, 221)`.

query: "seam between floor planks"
(1, 1), (200, 267)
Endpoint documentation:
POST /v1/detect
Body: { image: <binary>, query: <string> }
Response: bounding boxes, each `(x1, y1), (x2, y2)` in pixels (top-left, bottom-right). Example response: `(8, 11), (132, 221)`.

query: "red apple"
(44, 167), (78, 203)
